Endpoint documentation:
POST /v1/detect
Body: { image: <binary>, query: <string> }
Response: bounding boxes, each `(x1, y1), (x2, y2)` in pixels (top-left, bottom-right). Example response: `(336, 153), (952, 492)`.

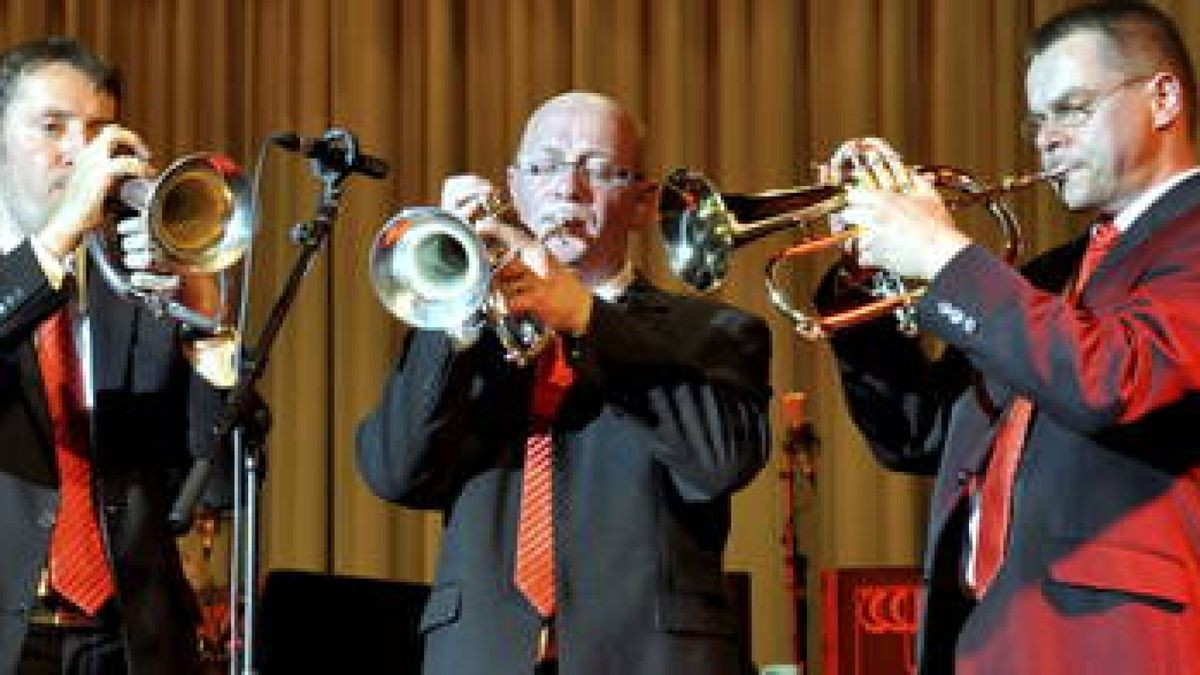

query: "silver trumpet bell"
(369, 205), (553, 366)
(88, 152), (253, 336)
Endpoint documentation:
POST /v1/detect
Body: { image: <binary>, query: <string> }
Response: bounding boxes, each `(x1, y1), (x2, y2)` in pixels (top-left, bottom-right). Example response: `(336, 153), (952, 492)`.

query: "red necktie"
(971, 218), (1119, 598)
(514, 338), (573, 617)
(36, 308), (116, 615)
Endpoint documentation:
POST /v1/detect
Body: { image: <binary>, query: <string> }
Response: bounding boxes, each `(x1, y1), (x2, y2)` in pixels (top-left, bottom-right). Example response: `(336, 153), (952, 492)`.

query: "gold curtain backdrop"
(4, 0), (1198, 667)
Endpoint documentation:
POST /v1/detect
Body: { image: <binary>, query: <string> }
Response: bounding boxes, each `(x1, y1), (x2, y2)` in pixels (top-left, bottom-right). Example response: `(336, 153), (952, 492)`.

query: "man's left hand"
(838, 174), (971, 281)
(493, 254), (593, 337)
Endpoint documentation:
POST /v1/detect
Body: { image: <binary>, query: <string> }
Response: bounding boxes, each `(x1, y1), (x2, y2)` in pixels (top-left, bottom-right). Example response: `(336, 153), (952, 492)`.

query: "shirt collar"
(0, 216), (23, 254)
(589, 258), (634, 302)
(1110, 166), (1200, 233)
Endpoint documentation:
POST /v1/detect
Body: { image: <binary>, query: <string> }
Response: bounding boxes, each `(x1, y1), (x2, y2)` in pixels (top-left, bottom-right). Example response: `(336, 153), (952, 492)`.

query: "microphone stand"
(168, 128), (379, 675)
(779, 392), (818, 670)
(227, 157), (355, 675)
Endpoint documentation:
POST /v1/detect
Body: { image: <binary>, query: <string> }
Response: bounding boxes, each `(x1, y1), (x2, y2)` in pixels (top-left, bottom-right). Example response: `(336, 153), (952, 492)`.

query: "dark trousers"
(18, 622), (127, 675)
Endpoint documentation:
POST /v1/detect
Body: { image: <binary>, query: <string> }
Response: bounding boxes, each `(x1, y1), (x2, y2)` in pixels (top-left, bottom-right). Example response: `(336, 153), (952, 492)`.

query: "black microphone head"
(360, 155), (390, 180)
(271, 132), (304, 151)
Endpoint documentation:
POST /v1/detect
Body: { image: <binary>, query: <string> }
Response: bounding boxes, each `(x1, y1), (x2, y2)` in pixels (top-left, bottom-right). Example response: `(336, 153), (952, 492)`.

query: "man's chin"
(1055, 175), (1095, 211)
(544, 236), (586, 265)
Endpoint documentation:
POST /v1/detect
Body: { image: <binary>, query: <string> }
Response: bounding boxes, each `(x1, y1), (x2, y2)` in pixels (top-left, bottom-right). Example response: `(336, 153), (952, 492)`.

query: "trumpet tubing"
(660, 137), (1052, 339)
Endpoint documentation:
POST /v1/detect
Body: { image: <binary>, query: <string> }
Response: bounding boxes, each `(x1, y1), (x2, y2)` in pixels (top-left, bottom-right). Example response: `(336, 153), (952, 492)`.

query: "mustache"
(534, 204), (596, 234)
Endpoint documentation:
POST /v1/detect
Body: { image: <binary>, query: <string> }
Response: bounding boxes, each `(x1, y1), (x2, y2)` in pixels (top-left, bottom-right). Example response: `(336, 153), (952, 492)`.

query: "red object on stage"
(822, 566), (921, 675)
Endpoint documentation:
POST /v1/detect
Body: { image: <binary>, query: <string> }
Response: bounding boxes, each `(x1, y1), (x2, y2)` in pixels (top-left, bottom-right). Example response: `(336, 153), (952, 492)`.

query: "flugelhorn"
(660, 137), (1056, 339)
(89, 152), (253, 337)
(368, 195), (553, 366)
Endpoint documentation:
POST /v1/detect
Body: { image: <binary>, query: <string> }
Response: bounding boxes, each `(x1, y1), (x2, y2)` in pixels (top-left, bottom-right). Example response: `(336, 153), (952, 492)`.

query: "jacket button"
(36, 510), (55, 529)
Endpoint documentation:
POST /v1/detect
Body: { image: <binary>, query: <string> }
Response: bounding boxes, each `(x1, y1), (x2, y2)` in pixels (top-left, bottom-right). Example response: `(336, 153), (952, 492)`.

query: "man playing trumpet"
(825, 2), (1200, 673)
(0, 37), (228, 674)
(358, 91), (772, 674)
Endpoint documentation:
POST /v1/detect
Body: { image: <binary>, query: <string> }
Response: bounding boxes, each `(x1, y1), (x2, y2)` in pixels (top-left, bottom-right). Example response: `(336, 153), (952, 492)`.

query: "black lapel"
(1087, 170), (1200, 285)
(85, 258), (135, 392)
(18, 338), (52, 442)
(619, 274), (671, 312)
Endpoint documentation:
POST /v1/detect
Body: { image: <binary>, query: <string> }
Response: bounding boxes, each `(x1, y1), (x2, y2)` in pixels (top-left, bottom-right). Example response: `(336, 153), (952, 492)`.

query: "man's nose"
(58, 124), (89, 161)
(1034, 123), (1066, 154)
(550, 163), (590, 201)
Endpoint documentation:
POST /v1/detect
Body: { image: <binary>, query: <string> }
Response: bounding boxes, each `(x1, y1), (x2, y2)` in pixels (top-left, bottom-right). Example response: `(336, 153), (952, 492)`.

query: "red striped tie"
(971, 218), (1119, 598)
(514, 339), (573, 617)
(37, 308), (115, 615)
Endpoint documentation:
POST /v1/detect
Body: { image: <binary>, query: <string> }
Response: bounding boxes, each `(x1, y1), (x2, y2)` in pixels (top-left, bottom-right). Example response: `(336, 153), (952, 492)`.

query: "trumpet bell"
(369, 200), (555, 366)
(659, 169), (734, 293)
(118, 153), (253, 275)
(89, 152), (253, 337)
(369, 207), (490, 331)
(660, 168), (843, 293)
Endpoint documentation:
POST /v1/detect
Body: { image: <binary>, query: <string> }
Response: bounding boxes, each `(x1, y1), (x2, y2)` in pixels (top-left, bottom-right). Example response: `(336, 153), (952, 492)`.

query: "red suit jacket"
(828, 173), (1200, 674)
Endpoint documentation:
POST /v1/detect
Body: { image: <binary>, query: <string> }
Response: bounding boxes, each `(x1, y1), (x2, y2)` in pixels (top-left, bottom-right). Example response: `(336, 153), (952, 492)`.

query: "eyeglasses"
(512, 154), (643, 188)
(1020, 75), (1151, 142)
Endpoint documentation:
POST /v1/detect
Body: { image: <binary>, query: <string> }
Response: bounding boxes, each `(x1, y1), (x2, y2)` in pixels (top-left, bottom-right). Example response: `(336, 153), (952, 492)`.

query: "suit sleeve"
(917, 239), (1200, 436)
(817, 268), (972, 476)
(356, 329), (516, 509)
(0, 241), (68, 351)
(565, 294), (772, 500)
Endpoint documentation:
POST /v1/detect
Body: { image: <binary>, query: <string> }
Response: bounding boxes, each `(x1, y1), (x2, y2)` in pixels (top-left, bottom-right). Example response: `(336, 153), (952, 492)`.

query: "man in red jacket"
(828, 2), (1200, 673)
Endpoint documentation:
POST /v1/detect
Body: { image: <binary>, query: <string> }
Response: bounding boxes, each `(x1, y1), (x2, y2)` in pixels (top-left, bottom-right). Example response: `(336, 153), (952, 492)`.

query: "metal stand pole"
(162, 128), (385, 674)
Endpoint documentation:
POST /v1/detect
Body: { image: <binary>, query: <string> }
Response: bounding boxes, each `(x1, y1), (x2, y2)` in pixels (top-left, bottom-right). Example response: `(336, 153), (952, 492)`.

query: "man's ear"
(631, 179), (660, 232)
(506, 165), (519, 194)
(1150, 72), (1184, 131)
(506, 165), (528, 220)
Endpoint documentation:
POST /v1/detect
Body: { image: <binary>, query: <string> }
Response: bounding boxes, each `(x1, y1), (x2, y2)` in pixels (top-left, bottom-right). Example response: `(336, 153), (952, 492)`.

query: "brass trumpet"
(660, 137), (1056, 339)
(89, 152), (253, 337)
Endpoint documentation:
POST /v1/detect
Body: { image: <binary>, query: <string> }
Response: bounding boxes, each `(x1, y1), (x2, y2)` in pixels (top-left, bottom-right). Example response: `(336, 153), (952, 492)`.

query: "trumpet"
(368, 195), (553, 366)
(89, 152), (253, 337)
(660, 137), (1056, 339)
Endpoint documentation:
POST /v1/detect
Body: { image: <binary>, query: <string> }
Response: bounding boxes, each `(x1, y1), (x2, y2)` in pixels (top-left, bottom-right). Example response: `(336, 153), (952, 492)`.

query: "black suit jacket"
(357, 278), (772, 675)
(0, 242), (218, 675)
(828, 173), (1200, 674)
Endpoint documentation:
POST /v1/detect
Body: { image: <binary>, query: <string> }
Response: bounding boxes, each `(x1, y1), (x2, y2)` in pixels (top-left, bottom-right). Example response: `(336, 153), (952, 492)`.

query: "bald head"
(507, 91), (655, 285)
(516, 92), (645, 171)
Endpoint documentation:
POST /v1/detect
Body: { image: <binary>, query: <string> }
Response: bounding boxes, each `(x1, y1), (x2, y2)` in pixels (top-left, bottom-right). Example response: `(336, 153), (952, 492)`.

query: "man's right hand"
(37, 124), (153, 258)
(440, 174), (547, 277)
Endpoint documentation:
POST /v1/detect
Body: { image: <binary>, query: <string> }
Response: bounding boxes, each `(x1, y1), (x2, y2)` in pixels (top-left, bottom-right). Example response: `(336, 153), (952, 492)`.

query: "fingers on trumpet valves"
(115, 217), (156, 270)
(97, 124), (153, 162)
(92, 125), (155, 188)
(441, 174), (496, 214)
(827, 136), (916, 193)
(129, 271), (181, 293)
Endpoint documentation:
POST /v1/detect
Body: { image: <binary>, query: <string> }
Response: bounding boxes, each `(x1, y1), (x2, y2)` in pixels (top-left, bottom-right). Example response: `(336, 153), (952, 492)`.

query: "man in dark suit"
(357, 92), (772, 674)
(825, 2), (1200, 673)
(0, 38), (226, 674)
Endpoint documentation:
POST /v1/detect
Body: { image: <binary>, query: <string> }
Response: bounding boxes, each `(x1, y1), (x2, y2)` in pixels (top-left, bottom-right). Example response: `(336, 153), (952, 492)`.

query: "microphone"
(168, 458), (212, 534)
(271, 130), (389, 180)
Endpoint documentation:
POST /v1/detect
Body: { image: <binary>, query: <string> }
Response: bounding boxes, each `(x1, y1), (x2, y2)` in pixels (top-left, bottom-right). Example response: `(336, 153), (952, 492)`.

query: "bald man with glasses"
(358, 92), (771, 675)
